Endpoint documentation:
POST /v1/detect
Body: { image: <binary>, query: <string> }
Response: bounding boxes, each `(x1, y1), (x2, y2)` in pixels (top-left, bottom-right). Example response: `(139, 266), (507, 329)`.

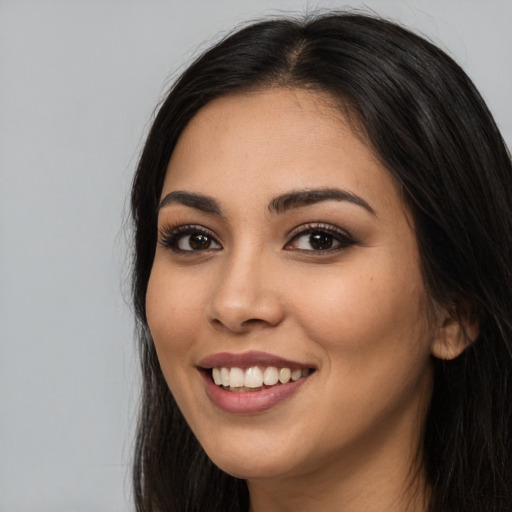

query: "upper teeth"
(212, 366), (309, 388)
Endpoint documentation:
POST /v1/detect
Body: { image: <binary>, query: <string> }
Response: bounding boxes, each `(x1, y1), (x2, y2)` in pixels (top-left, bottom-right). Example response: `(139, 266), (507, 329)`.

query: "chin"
(214, 459), (291, 481)
(204, 443), (304, 480)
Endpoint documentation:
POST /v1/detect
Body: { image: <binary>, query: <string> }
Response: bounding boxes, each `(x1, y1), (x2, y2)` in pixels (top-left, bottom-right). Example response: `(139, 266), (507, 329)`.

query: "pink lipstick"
(198, 351), (315, 414)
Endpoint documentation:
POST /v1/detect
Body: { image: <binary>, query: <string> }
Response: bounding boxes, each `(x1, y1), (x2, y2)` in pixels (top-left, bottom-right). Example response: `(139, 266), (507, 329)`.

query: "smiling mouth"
(209, 366), (314, 392)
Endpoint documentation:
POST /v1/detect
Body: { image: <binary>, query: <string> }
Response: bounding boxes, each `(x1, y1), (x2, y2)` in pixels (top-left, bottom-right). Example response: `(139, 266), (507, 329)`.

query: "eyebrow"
(268, 188), (376, 216)
(158, 187), (375, 217)
(158, 191), (222, 215)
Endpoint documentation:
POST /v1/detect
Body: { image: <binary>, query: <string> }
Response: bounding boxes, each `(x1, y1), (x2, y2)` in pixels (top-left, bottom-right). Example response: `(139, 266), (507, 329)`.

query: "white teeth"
(291, 369), (302, 381)
(245, 367), (264, 388)
(211, 365), (311, 389)
(229, 367), (245, 387)
(263, 366), (279, 385)
(220, 367), (230, 387)
(212, 367), (222, 385)
(278, 368), (291, 384)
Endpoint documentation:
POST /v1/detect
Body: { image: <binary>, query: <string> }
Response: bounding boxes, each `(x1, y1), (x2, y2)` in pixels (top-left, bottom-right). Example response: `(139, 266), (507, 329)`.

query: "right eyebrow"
(158, 191), (222, 216)
(268, 187), (376, 216)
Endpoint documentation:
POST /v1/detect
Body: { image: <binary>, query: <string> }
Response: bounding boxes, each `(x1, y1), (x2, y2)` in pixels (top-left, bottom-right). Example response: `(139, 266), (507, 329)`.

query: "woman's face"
(146, 88), (438, 482)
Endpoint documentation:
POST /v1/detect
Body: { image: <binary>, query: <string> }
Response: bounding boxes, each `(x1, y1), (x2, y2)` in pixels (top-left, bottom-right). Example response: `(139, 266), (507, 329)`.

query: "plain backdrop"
(1, 1), (511, 510)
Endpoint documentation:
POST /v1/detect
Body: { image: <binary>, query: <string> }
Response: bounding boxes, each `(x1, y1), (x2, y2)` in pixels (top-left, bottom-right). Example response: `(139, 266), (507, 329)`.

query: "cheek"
(146, 264), (205, 362)
(287, 251), (432, 363)
(286, 257), (433, 439)
(145, 265), (211, 419)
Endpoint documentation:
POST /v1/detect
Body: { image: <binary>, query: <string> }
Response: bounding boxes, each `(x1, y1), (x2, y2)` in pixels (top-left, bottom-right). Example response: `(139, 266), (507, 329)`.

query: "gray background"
(1, 0), (511, 510)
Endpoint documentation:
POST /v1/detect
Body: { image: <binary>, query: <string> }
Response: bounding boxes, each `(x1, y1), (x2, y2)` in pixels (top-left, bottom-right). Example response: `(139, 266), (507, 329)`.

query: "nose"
(205, 250), (285, 334)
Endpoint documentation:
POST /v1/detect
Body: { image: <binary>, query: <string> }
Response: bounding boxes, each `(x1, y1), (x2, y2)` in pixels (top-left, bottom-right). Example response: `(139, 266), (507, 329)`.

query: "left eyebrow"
(268, 187), (376, 216)
(158, 191), (222, 215)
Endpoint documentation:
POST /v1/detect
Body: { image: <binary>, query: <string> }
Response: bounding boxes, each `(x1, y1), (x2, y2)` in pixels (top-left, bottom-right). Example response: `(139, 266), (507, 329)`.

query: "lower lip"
(201, 370), (310, 414)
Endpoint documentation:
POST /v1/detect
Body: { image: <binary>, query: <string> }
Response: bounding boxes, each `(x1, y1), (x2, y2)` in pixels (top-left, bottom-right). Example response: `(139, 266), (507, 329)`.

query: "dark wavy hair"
(130, 12), (512, 512)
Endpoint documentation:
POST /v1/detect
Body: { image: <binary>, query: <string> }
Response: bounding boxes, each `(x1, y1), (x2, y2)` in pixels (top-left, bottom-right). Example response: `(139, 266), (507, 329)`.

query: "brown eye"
(292, 231), (338, 251)
(177, 232), (221, 251)
(285, 224), (356, 253)
(159, 225), (222, 252)
(308, 232), (334, 250)
(185, 233), (212, 250)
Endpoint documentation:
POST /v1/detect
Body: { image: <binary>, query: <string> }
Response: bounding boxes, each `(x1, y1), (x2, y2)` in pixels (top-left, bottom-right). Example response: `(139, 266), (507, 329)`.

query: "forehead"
(162, 88), (402, 217)
(170, 88), (366, 168)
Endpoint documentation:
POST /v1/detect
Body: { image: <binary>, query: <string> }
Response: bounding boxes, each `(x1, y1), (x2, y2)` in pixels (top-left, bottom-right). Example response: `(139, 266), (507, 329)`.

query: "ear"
(431, 304), (479, 360)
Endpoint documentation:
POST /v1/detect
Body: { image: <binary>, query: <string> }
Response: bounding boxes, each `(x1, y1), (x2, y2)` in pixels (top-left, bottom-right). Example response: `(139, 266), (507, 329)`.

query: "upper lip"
(198, 351), (315, 370)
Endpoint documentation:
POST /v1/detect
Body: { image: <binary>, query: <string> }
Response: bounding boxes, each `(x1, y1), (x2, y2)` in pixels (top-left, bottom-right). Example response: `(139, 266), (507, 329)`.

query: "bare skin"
(146, 88), (473, 512)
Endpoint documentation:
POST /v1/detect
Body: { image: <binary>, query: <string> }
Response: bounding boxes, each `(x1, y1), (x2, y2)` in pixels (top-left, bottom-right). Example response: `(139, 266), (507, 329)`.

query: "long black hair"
(130, 12), (512, 512)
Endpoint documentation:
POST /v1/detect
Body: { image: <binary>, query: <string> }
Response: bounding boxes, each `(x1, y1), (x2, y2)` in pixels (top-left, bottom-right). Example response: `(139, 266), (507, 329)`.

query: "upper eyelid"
(158, 223), (221, 243)
(159, 223), (217, 235)
(287, 222), (352, 239)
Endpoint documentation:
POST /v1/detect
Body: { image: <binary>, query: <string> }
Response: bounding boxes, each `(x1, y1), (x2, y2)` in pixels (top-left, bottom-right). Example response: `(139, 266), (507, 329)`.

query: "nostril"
(208, 315), (275, 333)
(208, 317), (233, 333)
(241, 318), (267, 327)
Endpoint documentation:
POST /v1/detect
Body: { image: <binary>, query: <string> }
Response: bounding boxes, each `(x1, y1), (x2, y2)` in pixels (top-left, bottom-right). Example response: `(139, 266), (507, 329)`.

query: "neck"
(247, 414), (430, 512)
(248, 456), (429, 512)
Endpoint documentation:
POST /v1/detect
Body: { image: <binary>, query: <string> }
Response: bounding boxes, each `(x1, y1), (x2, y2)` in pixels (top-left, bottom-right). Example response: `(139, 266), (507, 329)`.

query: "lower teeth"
(220, 380), (303, 392)
(224, 386), (262, 392)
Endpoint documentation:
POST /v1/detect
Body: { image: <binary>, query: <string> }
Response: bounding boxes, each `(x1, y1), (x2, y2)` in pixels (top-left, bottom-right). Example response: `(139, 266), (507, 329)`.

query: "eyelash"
(285, 223), (356, 254)
(158, 222), (357, 255)
(158, 224), (220, 253)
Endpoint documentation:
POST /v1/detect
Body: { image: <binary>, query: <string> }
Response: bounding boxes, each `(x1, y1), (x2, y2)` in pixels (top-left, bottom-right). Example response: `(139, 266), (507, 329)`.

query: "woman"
(130, 12), (512, 512)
